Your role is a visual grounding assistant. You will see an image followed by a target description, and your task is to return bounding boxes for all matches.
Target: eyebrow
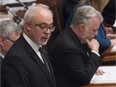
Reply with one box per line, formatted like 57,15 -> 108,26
37,22 -> 53,25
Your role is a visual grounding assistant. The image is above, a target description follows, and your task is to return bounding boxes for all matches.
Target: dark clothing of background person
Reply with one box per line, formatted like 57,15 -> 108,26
61,0 -> 80,29
102,0 -> 115,32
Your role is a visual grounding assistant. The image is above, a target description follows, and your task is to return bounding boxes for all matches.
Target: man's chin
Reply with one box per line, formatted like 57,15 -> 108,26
41,41 -> 48,46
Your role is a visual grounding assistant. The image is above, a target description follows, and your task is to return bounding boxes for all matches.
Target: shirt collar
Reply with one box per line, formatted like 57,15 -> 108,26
23,33 -> 41,53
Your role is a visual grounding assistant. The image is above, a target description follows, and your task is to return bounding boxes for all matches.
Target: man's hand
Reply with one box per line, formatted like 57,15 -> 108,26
86,39 -> 99,53
96,69 -> 105,76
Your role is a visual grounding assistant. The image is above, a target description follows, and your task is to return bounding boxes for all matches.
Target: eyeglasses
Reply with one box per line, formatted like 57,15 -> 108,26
35,23 -> 55,32
6,38 -> 15,43
3,37 -> 15,43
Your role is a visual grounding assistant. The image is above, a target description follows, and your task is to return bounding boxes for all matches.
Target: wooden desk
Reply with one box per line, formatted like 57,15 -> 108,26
102,46 -> 116,62
83,47 -> 116,87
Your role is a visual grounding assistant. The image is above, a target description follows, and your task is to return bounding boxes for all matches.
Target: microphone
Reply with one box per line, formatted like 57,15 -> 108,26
6,6 -> 22,24
16,0 -> 28,10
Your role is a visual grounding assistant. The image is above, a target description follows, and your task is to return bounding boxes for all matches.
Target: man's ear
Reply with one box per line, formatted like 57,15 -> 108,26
0,38 -> 5,47
79,24 -> 85,32
26,22 -> 32,31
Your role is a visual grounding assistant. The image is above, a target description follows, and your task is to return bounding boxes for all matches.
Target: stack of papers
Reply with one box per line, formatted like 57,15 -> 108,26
90,66 -> 116,84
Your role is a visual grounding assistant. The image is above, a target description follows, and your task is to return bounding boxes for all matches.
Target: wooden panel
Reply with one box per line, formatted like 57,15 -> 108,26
84,84 -> 116,87
102,46 -> 116,62
36,0 -> 54,7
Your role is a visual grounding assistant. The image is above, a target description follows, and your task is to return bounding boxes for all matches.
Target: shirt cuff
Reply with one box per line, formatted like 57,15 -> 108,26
91,50 -> 100,56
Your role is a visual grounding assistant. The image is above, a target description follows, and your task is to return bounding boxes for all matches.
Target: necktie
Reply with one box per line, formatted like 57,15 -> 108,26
82,43 -> 90,56
0,55 -> 3,63
39,47 -> 51,75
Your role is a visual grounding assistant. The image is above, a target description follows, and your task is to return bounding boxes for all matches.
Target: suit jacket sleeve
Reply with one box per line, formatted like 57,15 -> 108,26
1,55 -> 30,87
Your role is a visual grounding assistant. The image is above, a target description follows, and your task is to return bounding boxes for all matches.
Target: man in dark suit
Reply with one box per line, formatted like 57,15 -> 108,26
1,4 -> 56,87
49,6 -> 103,87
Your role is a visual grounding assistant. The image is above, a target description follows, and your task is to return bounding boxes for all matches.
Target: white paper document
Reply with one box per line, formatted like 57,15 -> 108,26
90,66 -> 116,84
113,20 -> 116,27
111,46 -> 116,52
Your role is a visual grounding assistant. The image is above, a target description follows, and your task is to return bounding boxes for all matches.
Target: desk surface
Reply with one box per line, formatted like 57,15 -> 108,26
84,47 -> 116,87
84,65 -> 116,87
102,46 -> 116,62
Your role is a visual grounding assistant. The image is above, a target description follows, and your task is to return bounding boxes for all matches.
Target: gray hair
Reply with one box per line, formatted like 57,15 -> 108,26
71,5 -> 103,26
24,4 -> 52,23
0,20 -> 22,38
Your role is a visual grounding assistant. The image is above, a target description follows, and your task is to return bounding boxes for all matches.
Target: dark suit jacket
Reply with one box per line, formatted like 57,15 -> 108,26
49,27 -> 102,87
1,36 -> 56,87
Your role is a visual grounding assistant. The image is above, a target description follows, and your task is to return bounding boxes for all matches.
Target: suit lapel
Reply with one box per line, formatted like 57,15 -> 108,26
19,36 -> 54,86
68,28 -> 85,51
42,48 -> 56,86
68,28 -> 90,60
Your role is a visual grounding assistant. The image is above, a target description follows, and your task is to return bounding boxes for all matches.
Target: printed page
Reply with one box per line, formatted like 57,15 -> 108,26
111,46 -> 116,52
90,66 -> 116,84
113,20 -> 116,27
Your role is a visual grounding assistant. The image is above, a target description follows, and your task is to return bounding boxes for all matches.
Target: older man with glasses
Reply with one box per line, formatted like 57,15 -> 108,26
1,4 -> 56,87
0,19 -> 22,59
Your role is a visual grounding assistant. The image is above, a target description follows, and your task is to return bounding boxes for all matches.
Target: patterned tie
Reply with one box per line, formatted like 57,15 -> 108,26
82,43 -> 90,56
0,55 -> 3,63
39,47 -> 51,75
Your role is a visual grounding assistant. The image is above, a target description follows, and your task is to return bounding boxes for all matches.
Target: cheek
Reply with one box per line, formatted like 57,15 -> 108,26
83,30 -> 90,37
30,29 -> 41,39
88,30 -> 93,37
1,43 -> 12,55
32,32 -> 41,41
5,42 -> 13,50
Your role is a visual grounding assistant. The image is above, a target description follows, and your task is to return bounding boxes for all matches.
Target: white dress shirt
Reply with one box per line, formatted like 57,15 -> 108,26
23,33 -> 44,63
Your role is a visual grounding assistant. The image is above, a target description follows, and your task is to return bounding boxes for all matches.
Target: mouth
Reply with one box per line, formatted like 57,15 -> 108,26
41,37 -> 49,41
89,37 -> 94,41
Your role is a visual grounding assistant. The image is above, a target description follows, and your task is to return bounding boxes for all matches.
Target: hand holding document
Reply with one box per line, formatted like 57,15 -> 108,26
90,66 -> 116,84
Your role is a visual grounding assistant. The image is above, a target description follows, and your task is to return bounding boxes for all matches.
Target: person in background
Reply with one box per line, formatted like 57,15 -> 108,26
75,0 -> 109,13
0,47 -> 4,87
102,0 -> 115,33
0,19 -> 22,87
49,6 -> 103,87
59,0 -> 80,29
106,33 -> 116,39
95,24 -> 116,54
1,0 -> 37,12
0,19 -> 22,59
1,4 -> 56,87
95,0 -> 116,54
0,0 -> 37,28
65,0 -> 109,29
